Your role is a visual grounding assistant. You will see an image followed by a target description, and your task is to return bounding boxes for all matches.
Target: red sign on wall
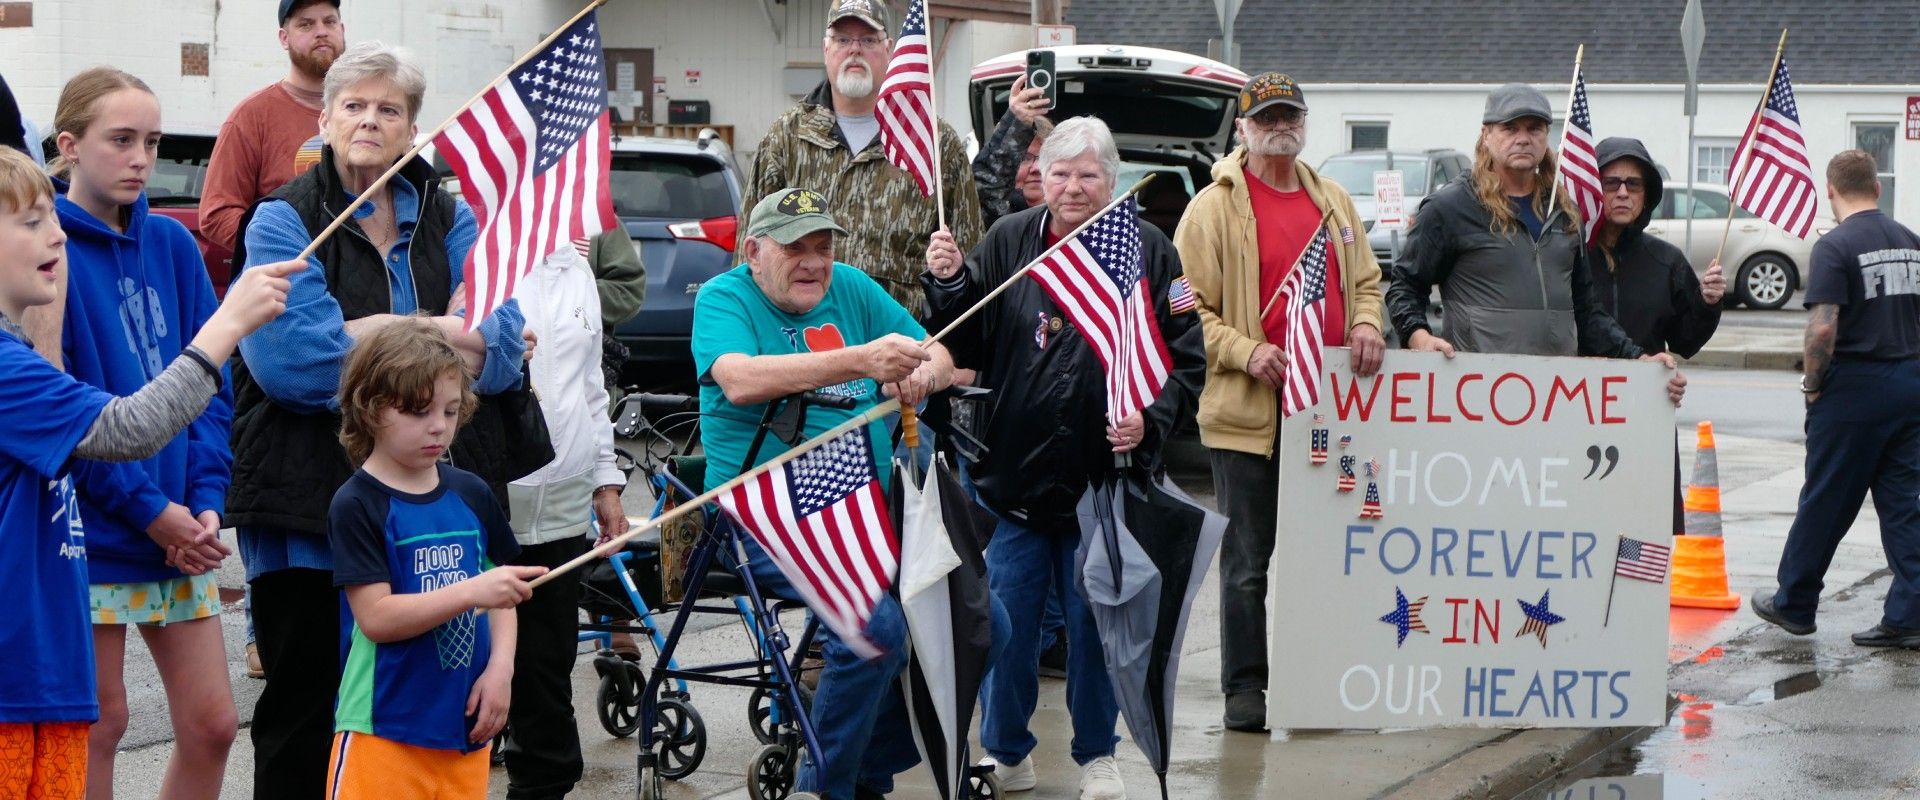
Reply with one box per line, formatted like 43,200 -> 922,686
1907,96 -> 1920,141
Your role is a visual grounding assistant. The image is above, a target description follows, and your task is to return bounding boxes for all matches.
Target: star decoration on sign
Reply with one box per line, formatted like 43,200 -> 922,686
1378,587 -> 1429,648
1516,590 -> 1566,648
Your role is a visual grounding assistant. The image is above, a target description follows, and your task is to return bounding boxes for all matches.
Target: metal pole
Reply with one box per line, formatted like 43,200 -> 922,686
1685,110 -> 1696,255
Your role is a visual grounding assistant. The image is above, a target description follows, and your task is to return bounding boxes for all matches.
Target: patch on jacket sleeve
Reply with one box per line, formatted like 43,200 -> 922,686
1168,275 -> 1196,314
1339,225 -> 1356,245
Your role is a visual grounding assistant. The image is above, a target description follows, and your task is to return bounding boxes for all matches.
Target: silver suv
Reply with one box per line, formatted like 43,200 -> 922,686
1318,149 -> 1472,264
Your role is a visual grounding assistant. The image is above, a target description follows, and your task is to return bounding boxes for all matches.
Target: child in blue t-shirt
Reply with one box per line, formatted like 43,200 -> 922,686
324,320 -> 545,798
0,145 -> 300,798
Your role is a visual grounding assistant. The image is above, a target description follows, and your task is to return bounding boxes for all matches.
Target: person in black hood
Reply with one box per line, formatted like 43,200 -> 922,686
1587,137 -> 1725,358
1585,137 -> 1726,537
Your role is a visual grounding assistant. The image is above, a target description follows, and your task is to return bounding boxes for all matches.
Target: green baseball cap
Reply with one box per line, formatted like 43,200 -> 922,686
746,188 -> 849,244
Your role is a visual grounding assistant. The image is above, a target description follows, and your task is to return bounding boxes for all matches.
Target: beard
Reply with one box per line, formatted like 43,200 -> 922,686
290,45 -> 337,82
1246,127 -> 1305,157
833,60 -> 875,99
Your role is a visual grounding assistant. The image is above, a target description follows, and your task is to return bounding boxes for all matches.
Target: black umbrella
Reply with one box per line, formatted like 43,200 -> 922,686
1075,467 -> 1226,799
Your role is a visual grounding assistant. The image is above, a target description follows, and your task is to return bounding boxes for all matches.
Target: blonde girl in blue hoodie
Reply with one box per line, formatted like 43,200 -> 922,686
50,66 -> 237,800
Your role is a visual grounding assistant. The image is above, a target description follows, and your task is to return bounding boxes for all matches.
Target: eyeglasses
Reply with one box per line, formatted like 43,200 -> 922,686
1601,177 -> 1646,193
1248,106 -> 1306,128
828,34 -> 886,50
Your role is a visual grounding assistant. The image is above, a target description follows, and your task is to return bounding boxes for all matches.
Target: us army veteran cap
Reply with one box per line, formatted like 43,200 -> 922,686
828,0 -> 889,33
1239,72 -> 1308,116
747,189 -> 849,244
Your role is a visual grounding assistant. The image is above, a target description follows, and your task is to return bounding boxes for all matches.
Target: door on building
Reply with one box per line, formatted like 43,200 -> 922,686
605,48 -> 655,128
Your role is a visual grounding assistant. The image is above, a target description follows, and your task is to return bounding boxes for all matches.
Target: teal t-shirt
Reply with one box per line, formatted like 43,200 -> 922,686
692,263 -> 925,490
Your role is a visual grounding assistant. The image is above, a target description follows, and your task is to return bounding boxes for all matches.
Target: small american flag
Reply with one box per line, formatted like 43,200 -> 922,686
1558,68 -> 1604,245
436,11 -> 616,331
875,0 -> 936,196
1614,536 -> 1672,583
1029,196 -> 1172,426
718,426 -> 900,658
1273,227 -> 1331,418
1730,55 -> 1817,238
1167,275 -> 1196,314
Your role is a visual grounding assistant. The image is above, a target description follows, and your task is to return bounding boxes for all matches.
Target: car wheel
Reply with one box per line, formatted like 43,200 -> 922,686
1736,254 -> 1794,310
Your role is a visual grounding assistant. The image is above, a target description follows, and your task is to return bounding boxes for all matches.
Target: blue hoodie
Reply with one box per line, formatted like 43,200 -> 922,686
56,183 -> 234,584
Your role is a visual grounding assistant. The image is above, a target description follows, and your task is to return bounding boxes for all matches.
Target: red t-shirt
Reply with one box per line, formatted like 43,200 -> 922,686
1247,169 -> 1345,348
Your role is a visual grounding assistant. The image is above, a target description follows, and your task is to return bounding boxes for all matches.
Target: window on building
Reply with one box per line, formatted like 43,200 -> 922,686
1695,139 -> 1736,184
1854,122 -> 1897,213
1349,122 -> 1388,150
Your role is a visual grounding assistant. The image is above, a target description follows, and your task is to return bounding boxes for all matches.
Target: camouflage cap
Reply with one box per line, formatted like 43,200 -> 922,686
827,0 -> 889,33
1239,72 -> 1308,116
746,188 -> 849,244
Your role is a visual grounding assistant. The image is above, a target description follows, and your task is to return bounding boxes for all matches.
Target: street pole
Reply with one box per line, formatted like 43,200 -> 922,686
1214,0 -> 1241,67
1681,0 -> 1706,256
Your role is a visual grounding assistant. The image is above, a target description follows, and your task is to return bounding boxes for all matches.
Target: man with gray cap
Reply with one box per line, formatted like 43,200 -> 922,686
693,187 -> 957,800
1173,71 -> 1385,732
1386,84 -> 1687,405
741,0 -> 984,314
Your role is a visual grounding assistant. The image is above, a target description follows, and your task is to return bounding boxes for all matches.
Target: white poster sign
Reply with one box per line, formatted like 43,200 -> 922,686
1036,24 -> 1075,47
1270,349 -> 1672,729
1374,170 -> 1407,231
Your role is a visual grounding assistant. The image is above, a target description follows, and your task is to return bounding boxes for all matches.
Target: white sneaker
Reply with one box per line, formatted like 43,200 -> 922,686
980,755 -> 1037,792
1078,756 -> 1126,800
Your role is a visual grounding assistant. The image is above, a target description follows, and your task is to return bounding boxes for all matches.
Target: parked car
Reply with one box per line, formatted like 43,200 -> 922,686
603,131 -> 743,390
1317,148 -> 1472,265
1643,183 -> 1826,310
968,45 -> 1249,237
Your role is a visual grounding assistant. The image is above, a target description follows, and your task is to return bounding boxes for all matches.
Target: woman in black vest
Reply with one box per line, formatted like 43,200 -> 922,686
225,41 -> 535,798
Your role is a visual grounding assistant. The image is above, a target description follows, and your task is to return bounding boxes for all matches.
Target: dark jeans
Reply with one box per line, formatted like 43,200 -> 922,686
504,536 -> 590,799
1211,444 -> 1279,696
1773,359 -> 1920,628
249,566 -> 341,800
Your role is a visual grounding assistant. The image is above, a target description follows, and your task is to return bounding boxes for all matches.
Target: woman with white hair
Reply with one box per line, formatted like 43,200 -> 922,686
923,117 -> 1206,800
225,41 -> 531,797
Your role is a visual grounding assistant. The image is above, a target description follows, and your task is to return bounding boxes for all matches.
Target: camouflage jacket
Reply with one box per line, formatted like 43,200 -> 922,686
740,82 -> 983,313
970,110 -> 1038,230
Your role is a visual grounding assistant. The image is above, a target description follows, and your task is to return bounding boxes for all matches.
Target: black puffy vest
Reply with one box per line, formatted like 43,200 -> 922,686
225,147 -> 524,535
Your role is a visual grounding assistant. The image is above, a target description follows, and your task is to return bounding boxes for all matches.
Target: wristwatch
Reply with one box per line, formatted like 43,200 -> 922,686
1799,374 -> 1820,394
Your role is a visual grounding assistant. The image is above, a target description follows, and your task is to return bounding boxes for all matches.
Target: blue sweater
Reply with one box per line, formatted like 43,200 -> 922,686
57,186 -> 234,584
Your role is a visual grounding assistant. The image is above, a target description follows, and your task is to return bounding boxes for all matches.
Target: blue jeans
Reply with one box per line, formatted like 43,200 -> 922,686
981,514 -> 1119,766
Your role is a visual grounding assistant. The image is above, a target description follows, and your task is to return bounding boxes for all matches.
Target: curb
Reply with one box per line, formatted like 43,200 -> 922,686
1681,348 -> 1800,371
1379,724 -> 1645,800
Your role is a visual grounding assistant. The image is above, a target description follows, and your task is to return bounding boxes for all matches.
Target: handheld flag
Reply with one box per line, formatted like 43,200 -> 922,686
1558,66 -> 1603,245
1273,227 -> 1331,418
717,426 -> 900,658
1729,52 -> 1817,238
1028,196 -> 1172,425
876,0 -> 937,197
435,10 -> 617,331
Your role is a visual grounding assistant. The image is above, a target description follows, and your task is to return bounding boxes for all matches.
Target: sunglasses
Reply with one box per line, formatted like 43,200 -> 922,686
1602,177 -> 1646,193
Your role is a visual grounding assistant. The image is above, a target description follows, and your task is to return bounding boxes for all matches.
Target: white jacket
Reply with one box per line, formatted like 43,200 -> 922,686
507,243 -> 626,545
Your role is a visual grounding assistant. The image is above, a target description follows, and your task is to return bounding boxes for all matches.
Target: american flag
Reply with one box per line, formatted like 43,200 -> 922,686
1558,68 -> 1604,245
1273,227 -> 1331,418
1029,196 -> 1171,425
435,11 -> 616,332
1614,536 -> 1672,583
717,426 -> 900,658
1730,55 -> 1818,238
875,0 -> 937,196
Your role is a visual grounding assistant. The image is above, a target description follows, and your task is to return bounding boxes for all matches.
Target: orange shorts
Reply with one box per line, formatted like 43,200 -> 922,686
326,731 -> 490,799
0,721 -> 89,800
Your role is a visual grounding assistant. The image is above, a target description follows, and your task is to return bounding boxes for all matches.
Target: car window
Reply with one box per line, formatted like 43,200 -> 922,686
1431,157 -> 1454,188
609,153 -> 737,219
1671,189 -> 1755,220
1318,156 -> 1429,197
147,135 -> 216,207
994,80 -> 1230,141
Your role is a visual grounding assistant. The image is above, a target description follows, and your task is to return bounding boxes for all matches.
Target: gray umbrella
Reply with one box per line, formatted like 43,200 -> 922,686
1074,469 -> 1226,798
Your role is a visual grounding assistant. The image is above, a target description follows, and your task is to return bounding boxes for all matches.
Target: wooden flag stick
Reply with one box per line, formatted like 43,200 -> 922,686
1714,28 -> 1789,270
532,398 -> 903,588
1544,43 -> 1584,225
1258,209 -> 1334,319
922,172 -> 1158,347
287,0 -> 611,266
929,60 -> 947,233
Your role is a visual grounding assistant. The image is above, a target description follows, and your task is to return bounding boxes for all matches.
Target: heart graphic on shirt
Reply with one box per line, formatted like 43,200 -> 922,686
802,324 -> 847,353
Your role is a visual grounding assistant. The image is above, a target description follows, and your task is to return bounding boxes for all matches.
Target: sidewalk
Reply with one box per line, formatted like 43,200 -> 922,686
110,429 -> 1825,800
1680,311 -> 1805,371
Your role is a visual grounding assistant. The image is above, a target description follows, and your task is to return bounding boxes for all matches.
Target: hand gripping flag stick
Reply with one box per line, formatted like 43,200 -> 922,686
282,0 -> 611,268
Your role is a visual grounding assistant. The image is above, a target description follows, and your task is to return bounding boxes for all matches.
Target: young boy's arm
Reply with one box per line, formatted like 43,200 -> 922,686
341,566 -> 544,644
467,607 -> 516,744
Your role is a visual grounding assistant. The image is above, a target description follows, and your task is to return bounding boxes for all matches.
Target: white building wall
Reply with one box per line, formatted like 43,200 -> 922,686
1297,82 -> 1920,227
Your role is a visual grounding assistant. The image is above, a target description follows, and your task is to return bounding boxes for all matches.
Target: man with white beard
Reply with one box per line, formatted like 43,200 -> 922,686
1171,72 -> 1387,732
739,0 -> 983,314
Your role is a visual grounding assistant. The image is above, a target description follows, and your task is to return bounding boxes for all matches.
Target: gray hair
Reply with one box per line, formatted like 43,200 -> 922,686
323,41 -> 427,122
1036,116 -> 1120,185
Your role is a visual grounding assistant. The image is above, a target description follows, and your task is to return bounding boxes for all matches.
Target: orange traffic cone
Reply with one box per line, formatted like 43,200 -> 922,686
1671,421 -> 1740,609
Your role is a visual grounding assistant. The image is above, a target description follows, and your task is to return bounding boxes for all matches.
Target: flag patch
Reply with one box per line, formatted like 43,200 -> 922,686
1168,275 -> 1196,314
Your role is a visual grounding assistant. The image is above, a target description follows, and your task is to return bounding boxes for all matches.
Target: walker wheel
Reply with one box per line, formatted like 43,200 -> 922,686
746,743 -> 799,800
653,697 -> 707,780
596,675 -> 640,738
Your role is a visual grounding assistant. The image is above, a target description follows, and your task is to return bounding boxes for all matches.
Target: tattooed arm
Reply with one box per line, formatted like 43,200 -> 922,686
1802,303 -> 1839,402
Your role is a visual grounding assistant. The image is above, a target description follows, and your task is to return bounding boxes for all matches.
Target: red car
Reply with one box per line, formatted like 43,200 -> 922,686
145,132 -> 236,296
